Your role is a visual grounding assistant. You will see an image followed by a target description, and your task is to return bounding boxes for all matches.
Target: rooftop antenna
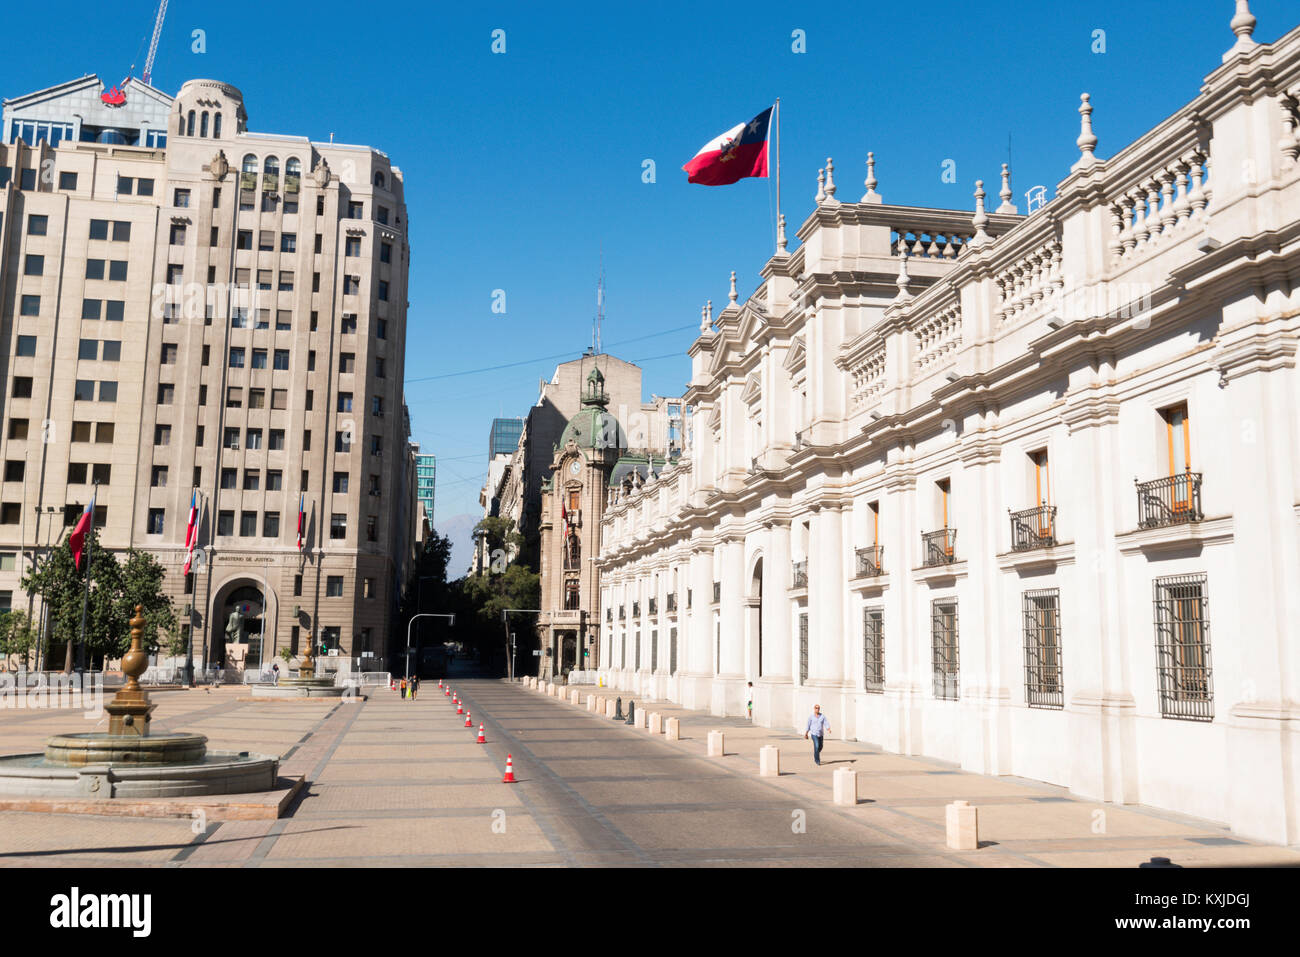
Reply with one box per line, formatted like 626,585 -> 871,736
593,248 -> 605,357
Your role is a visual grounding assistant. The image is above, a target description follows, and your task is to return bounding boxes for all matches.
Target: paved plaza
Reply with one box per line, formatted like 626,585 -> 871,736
0,672 -> 1296,867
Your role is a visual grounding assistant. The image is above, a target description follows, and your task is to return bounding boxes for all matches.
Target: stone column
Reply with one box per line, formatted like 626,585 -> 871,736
810,506 -> 844,685
717,536 -> 746,714
761,518 -> 794,728
682,543 -> 714,710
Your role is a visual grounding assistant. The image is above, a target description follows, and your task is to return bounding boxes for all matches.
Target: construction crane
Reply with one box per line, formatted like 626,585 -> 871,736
141,0 -> 169,87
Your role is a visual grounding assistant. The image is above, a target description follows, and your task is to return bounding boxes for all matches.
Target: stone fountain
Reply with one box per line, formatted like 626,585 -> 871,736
0,606 -> 278,798
251,644 -> 347,698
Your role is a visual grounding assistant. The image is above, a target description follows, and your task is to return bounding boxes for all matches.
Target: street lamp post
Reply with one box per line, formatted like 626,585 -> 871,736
405,612 -> 454,681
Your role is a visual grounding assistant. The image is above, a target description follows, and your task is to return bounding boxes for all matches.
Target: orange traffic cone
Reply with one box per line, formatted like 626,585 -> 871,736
438,680 -> 443,688
444,687 -> 450,697
503,754 -> 516,783
477,724 -> 486,744
465,712 -> 472,727
457,702 -> 464,715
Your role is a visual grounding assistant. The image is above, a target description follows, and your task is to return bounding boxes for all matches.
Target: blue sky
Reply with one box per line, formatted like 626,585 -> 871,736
7,1 -> 1289,532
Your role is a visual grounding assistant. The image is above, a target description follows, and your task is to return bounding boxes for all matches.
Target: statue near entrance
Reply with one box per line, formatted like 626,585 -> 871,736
225,608 -> 245,644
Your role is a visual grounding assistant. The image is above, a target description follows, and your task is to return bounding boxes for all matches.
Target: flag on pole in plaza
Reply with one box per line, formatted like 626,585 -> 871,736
561,501 -> 569,537
682,106 -> 773,186
296,493 -> 306,551
69,490 -> 96,570
182,491 -> 200,575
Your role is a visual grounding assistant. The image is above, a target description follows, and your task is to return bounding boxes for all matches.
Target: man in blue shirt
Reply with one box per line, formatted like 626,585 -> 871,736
804,705 -> 831,766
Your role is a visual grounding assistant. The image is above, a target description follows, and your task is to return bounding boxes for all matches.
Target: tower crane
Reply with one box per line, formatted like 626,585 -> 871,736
141,0 -> 169,87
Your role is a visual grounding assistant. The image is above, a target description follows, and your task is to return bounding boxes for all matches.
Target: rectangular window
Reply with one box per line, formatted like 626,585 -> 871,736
11,377 -> 33,398
8,420 -> 29,440
229,348 -> 245,368
89,220 -> 109,240
258,230 -> 275,252
82,298 -> 102,320
335,431 -> 352,453
26,254 -> 45,276
220,468 -> 237,490
135,179 -> 153,197
251,349 -> 267,370
341,315 -> 358,335
96,422 -> 113,443
1023,588 -> 1064,709
267,469 -> 283,490
278,271 -> 294,291
157,383 -> 174,405
1153,573 -> 1212,721
330,514 -> 347,539
337,393 -> 353,412
326,576 -> 344,597
294,574 -> 303,597
257,269 -> 272,290
67,463 -> 88,484
169,224 -> 186,246
101,340 -> 120,362
147,508 -> 165,534
237,230 -> 253,250
273,349 -> 290,371
380,242 -> 392,264
104,300 -> 124,321
224,428 -> 240,449
19,295 -> 39,317
281,233 -> 296,253
72,379 -> 94,400
109,260 -> 128,281
798,613 -> 808,684
366,516 -> 377,541
155,425 -> 171,446
27,214 -> 47,235
269,429 -> 285,450
174,188 -> 190,208
59,171 -> 78,190
72,422 -> 92,442
276,312 -> 291,332
339,353 -> 355,373
16,335 -> 37,356
78,339 -> 99,360
345,237 -> 361,257
263,512 -> 280,538
239,511 -> 258,536
4,461 -> 24,482
217,510 -> 234,536
246,429 -> 263,450
333,472 -> 349,493
117,175 -> 133,195
226,387 -> 243,408
243,469 -> 260,491
160,343 -> 178,364
863,607 -> 884,693
271,388 -> 288,410
931,599 -> 959,700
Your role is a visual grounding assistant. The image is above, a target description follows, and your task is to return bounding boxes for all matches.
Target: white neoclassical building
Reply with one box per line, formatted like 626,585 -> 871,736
592,6 -> 1300,845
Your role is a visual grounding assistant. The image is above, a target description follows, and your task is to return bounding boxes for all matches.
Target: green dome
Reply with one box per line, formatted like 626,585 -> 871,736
560,407 -> 626,451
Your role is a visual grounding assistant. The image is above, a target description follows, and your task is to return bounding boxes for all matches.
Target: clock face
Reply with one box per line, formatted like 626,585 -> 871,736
569,461 -> 581,476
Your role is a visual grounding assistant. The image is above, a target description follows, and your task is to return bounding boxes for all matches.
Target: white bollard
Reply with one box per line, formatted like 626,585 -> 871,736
637,709 -> 648,729
648,712 -> 663,734
570,690 -> 580,705
707,731 -> 725,757
833,767 -> 859,806
759,745 -> 780,777
946,800 -> 979,850
605,699 -> 617,719
665,717 -> 680,740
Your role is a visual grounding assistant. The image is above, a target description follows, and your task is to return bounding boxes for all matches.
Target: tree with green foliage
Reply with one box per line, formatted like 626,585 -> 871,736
472,516 -> 524,572
20,529 -> 179,670
0,610 -> 37,671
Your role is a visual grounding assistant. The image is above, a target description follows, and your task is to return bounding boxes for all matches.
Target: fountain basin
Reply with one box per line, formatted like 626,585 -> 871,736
251,677 -> 347,699
45,732 -> 208,766
0,750 -> 278,799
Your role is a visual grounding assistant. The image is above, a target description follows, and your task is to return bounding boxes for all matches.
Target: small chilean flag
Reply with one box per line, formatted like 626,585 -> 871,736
683,106 -> 773,186
69,491 -> 96,570
296,493 -> 305,551
182,491 -> 200,575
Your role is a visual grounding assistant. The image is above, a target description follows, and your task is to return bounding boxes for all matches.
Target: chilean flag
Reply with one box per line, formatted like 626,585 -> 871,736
296,493 -> 305,551
182,491 -> 200,575
683,107 -> 773,186
69,491 -> 96,570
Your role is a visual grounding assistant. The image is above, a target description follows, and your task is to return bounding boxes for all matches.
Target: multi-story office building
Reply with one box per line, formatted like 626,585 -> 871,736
415,451 -> 435,532
0,75 -> 414,672
593,12 -> 1300,844
488,417 -> 523,459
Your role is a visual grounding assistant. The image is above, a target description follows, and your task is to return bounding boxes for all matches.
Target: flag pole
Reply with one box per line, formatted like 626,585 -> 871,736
774,98 -> 781,252
76,482 -> 97,675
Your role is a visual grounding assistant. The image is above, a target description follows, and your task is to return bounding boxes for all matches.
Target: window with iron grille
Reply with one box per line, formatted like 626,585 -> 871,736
799,613 -> 809,685
1023,588 -> 1064,709
1153,573 -> 1213,721
670,627 -> 678,675
651,630 -> 658,672
931,599 -> 959,699
635,631 -> 641,670
863,607 -> 884,693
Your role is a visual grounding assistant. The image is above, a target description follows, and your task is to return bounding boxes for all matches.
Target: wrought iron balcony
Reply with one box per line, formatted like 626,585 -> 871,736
666,593 -> 677,612
791,560 -> 808,588
855,545 -> 884,578
632,601 -> 640,617
648,598 -> 657,616
1010,505 -> 1057,550
618,605 -> 625,620
1136,470 -> 1203,529
922,528 -> 957,567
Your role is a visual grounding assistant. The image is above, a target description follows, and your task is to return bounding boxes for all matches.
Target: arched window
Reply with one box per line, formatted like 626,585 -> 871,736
373,170 -> 386,188
199,111 -> 209,138
213,113 -> 222,138
564,533 -> 581,570
285,157 -> 301,176
186,110 -> 195,137
242,153 -> 258,173
263,156 -> 279,176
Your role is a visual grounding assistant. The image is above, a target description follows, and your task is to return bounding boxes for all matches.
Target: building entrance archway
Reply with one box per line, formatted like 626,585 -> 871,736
748,557 -> 763,678
210,577 -> 278,673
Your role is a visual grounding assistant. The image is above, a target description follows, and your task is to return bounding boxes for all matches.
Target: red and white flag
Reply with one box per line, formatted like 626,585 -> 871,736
69,490 -> 96,570
683,106 -> 773,186
182,491 -> 200,575
296,493 -> 306,552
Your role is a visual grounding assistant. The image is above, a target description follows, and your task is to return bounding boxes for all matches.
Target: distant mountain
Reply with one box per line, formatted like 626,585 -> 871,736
435,513 -> 479,578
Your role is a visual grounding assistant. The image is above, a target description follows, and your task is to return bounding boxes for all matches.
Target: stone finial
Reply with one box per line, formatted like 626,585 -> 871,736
729,270 -> 738,304
996,163 -> 1018,213
861,152 -> 881,203
706,299 -> 713,327
1225,0 -> 1258,61
1074,93 -> 1099,170
700,303 -> 709,334
824,157 -> 839,203
971,180 -> 990,244
776,213 -> 789,254
894,250 -> 913,303
815,168 -> 826,204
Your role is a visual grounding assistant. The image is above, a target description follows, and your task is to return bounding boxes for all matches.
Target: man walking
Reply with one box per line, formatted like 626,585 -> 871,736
746,682 -> 754,721
804,704 -> 830,766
